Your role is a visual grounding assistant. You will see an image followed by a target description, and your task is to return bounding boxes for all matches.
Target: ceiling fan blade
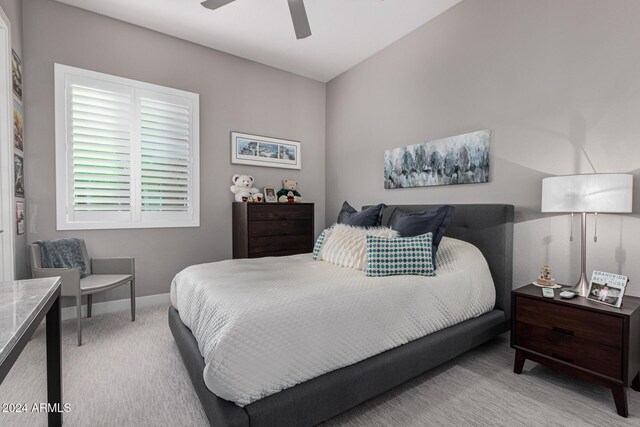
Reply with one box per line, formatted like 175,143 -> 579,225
287,0 -> 312,39
201,0 -> 236,11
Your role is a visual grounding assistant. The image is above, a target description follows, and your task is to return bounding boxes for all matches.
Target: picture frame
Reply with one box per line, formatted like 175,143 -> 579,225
231,132 -> 301,170
384,129 -> 490,189
14,153 -> 24,198
13,97 -> 23,153
11,49 -> 21,100
263,187 -> 277,203
16,201 -> 24,235
586,270 -> 628,308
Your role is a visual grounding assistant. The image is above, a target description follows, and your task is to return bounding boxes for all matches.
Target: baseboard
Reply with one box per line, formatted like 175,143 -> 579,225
61,292 -> 170,321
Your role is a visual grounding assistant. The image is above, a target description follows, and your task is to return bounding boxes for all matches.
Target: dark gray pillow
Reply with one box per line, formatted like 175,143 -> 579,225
337,201 -> 386,228
388,205 -> 455,265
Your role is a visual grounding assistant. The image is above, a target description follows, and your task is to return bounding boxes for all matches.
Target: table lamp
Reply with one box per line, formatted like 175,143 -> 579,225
541,173 -> 633,296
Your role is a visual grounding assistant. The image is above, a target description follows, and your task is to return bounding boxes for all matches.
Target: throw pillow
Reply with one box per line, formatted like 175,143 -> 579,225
388,205 -> 455,265
312,228 -> 330,261
337,201 -> 386,228
319,223 -> 398,270
365,233 -> 435,277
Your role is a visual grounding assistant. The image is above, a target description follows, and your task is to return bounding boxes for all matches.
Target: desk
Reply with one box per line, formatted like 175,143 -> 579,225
0,277 -> 62,426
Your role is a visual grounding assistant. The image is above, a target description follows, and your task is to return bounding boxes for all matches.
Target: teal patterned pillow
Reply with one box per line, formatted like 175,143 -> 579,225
365,232 -> 435,277
312,229 -> 329,260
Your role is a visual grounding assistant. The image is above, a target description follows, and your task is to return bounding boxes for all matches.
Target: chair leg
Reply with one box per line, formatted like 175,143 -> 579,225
76,295 -> 83,346
87,294 -> 92,318
130,279 -> 136,322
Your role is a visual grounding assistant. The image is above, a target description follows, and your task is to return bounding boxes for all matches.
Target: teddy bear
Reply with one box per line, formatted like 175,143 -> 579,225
230,174 -> 263,202
276,179 -> 302,203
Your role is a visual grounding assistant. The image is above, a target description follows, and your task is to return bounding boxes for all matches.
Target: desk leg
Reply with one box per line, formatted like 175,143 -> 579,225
632,373 -> 640,392
46,295 -> 62,427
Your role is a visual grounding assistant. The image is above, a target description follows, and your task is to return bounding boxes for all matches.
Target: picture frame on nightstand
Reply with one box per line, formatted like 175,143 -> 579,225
586,270 -> 628,308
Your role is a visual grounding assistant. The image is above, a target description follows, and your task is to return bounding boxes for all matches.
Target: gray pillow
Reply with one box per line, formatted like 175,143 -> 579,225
337,201 -> 386,228
388,205 -> 455,266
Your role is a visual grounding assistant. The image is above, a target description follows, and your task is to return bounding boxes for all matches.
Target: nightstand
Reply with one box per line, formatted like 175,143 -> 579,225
511,284 -> 640,417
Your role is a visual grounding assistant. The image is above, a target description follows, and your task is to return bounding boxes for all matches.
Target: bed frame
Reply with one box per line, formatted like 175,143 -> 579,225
168,204 -> 514,427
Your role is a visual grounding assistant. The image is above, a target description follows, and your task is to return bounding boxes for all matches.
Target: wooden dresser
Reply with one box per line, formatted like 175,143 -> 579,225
511,284 -> 640,417
232,202 -> 314,259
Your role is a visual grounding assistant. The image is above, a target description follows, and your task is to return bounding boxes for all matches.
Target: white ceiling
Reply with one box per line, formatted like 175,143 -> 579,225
55,0 -> 463,82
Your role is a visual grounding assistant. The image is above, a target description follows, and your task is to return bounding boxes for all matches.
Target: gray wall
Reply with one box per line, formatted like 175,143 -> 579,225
0,0 -> 28,280
326,0 -> 640,295
0,0 -> 18,53
23,0 -> 326,304
21,0 -> 640,301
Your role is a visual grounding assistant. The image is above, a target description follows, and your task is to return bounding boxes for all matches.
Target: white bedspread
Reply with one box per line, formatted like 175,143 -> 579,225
170,237 -> 495,406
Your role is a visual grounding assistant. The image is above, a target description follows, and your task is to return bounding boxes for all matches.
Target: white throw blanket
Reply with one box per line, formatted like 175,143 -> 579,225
170,237 -> 495,406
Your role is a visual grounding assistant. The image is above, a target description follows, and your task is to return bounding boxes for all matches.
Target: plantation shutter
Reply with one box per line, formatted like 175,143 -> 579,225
139,97 -> 192,213
56,64 -> 199,230
70,83 -> 132,214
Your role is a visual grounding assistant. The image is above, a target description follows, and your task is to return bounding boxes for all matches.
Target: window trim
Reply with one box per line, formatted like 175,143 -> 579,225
55,63 -> 200,230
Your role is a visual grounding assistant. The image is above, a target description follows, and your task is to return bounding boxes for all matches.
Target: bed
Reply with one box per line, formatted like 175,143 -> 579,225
168,203 -> 514,427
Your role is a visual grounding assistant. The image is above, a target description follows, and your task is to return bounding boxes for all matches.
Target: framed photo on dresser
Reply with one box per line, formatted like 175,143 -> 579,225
263,187 -> 277,203
587,271 -> 628,308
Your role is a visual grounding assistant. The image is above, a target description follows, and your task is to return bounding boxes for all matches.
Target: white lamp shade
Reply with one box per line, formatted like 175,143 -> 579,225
541,173 -> 633,213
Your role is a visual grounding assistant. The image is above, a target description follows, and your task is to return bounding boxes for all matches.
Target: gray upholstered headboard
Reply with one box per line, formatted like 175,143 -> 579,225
363,204 -> 514,321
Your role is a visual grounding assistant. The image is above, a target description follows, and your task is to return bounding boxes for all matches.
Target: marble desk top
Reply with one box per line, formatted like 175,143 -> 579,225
0,277 -> 61,366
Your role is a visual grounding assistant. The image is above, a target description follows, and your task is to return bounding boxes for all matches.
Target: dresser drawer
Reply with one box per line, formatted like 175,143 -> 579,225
248,204 -> 313,221
515,321 -> 622,379
249,235 -> 312,255
515,296 -> 623,348
249,220 -> 313,237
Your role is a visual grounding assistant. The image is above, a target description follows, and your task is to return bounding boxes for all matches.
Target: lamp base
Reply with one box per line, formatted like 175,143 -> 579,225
570,212 -> 590,298
571,274 -> 590,297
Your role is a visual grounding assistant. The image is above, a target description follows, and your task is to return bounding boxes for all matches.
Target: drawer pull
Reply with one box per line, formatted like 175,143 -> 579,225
552,353 -> 573,364
552,326 -> 574,336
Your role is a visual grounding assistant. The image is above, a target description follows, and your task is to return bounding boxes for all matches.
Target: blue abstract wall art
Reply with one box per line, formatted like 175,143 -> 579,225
384,130 -> 490,189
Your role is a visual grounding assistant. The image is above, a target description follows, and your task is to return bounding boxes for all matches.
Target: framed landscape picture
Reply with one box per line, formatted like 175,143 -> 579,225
231,132 -> 301,170
384,129 -> 490,189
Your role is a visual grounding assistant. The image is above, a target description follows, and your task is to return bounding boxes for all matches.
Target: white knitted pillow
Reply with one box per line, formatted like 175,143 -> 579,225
319,224 -> 398,270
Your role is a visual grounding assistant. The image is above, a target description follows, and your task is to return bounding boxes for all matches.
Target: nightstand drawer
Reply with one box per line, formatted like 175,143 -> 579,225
516,321 -> 622,379
515,296 -> 623,348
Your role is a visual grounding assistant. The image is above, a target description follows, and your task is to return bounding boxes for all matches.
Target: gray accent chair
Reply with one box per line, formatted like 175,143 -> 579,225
28,239 -> 135,346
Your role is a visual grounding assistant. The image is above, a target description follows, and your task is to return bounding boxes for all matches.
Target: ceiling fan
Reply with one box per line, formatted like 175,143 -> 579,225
201,0 -> 312,39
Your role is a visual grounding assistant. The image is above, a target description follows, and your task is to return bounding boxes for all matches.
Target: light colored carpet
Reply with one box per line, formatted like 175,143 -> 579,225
0,304 -> 638,426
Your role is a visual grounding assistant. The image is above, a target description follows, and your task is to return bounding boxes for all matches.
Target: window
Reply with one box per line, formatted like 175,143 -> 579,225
55,64 -> 199,230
